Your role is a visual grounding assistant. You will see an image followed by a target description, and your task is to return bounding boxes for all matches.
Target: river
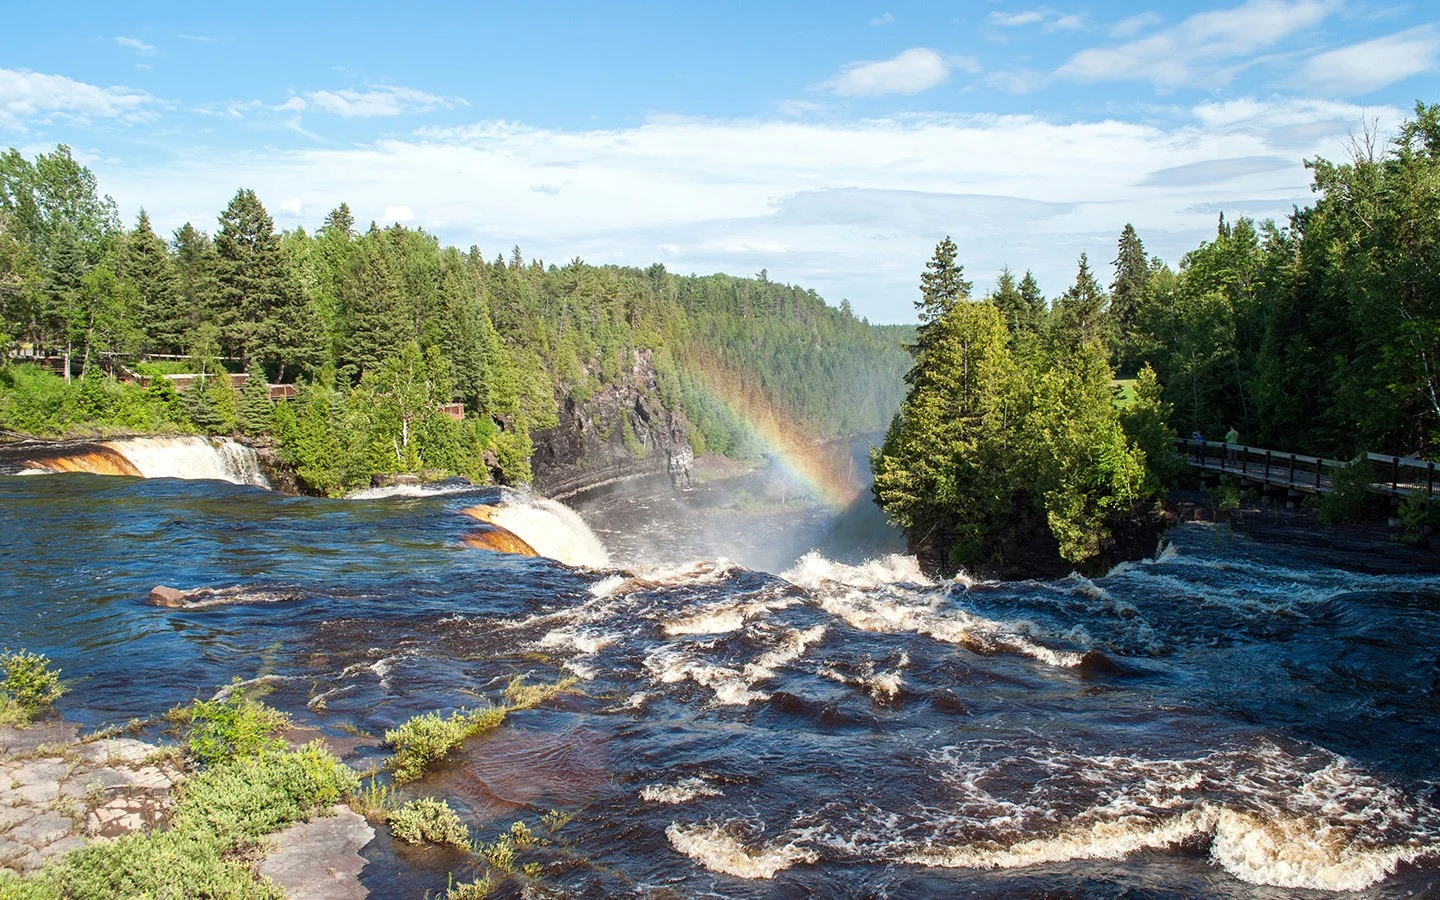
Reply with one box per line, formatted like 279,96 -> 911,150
2,458 -> 1439,897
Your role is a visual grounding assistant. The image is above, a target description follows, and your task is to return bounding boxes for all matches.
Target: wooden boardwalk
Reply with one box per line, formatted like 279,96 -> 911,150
1175,439 -> 1436,500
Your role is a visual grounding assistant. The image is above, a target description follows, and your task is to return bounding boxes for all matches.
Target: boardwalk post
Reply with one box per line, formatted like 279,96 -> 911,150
1391,457 -> 1400,496
1288,454 -> 1296,487
1241,446 -> 1247,477
1429,461 -> 1435,499
1265,449 -> 1271,482
1314,458 -> 1322,491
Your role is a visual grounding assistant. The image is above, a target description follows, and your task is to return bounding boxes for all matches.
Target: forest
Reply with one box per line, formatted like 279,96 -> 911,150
0,149 -> 910,494
873,102 -> 1440,574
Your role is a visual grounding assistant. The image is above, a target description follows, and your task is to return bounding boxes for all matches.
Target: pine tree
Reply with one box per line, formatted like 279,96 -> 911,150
172,223 -> 222,354
1110,224 -> 1150,374
908,236 -> 972,383
341,234 -> 408,379
1049,253 -> 1110,353
122,210 -> 181,354
238,362 -> 274,436
215,188 -> 315,376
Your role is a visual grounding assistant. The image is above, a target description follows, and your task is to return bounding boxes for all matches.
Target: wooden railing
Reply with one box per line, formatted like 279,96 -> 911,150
1173,439 -> 1436,500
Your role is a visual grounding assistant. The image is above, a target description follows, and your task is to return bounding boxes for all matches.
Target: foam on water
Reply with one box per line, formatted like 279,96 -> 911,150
346,482 -> 482,500
641,776 -> 723,804
666,823 -> 819,879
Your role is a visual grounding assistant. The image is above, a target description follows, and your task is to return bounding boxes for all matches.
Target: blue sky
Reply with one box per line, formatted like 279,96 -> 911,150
2,1 -> 1437,322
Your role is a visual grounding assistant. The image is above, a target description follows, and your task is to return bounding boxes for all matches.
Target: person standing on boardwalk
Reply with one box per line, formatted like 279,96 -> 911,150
1225,426 -> 1240,463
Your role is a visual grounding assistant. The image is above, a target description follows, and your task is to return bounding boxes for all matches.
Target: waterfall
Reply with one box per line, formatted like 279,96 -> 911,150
463,489 -> 611,568
100,436 -> 270,488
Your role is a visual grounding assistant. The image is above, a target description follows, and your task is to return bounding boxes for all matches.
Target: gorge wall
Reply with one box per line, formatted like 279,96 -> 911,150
529,349 -> 694,499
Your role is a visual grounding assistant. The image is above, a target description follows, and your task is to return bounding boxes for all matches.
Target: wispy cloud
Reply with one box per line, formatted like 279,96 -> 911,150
99,99 -> 1392,322
1110,11 -> 1164,38
988,8 -> 1086,32
114,36 -> 156,55
870,12 -> 894,26
824,48 -> 976,97
177,33 -> 215,43
1294,26 -> 1440,95
280,85 -> 467,118
0,68 -> 158,129
1059,0 -> 1339,90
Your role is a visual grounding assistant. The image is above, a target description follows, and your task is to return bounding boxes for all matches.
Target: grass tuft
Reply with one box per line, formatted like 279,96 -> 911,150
0,649 -> 65,724
388,797 -> 471,848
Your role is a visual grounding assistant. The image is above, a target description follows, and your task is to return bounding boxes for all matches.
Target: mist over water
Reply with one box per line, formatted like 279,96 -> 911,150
3,454 -> 1440,897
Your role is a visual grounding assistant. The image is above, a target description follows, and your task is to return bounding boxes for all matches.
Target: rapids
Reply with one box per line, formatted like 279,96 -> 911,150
2,466 -> 1439,897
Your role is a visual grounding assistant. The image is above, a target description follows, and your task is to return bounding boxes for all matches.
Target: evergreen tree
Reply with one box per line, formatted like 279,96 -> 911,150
1110,224 -> 1150,374
215,188 -> 315,375
122,210 -> 181,354
908,236 -> 972,382
341,234 -> 408,379
238,362 -> 274,436
1048,253 -> 1110,353
172,223 -> 222,353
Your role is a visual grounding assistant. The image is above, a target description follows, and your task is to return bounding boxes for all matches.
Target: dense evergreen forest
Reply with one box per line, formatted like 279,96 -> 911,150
0,148 -> 910,493
874,102 -> 1440,575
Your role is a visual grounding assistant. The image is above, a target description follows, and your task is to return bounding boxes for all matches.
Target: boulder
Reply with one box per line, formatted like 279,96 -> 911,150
147,585 -> 186,607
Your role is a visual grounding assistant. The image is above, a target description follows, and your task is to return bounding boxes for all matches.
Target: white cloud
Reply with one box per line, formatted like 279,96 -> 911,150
282,85 -> 467,118
177,33 -> 215,43
1295,26 -> 1440,95
1111,11 -> 1164,38
114,36 -> 156,55
988,68 -> 1050,94
988,8 -> 1086,32
871,12 -> 894,26
1059,0 -> 1339,90
0,68 -> 158,128
778,99 -> 825,117
826,48 -> 958,97
97,99 -> 1391,323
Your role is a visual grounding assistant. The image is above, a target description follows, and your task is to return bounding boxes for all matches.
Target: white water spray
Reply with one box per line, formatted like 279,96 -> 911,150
103,436 -> 269,487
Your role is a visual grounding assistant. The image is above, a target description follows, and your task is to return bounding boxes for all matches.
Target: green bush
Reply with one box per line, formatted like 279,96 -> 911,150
1398,494 -> 1440,544
178,684 -> 289,767
385,706 -> 507,784
1317,458 -> 1378,524
0,649 -> 64,723
13,718 -> 358,900
388,798 -> 471,848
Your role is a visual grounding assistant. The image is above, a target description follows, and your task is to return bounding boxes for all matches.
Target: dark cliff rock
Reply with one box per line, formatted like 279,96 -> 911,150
530,349 -> 694,499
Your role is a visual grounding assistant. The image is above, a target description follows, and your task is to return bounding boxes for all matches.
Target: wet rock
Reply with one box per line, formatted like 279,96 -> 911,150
74,737 -> 154,766
371,473 -> 420,488
148,585 -> 186,607
257,805 -> 373,900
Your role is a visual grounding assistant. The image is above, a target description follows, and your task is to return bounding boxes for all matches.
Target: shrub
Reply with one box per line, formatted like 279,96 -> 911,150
1317,457 -> 1378,524
388,798 -> 471,848
1398,494 -> 1440,544
14,738 -> 357,899
0,649 -> 65,722
384,706 -> 507,784
178,683 -> 289,767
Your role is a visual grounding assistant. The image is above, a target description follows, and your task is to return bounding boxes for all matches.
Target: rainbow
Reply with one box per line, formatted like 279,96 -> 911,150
680,350 -> 864,510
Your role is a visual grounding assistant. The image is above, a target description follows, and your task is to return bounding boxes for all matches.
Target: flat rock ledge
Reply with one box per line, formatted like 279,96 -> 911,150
258,805 -> 373,900
0,728 -> 183,876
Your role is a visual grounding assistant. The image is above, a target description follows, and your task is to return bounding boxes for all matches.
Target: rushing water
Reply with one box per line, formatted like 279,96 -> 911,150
2,466 -> 1440,898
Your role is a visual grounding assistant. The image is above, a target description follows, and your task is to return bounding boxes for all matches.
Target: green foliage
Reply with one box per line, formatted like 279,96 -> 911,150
10,683 -> 357,900
873,241 -> 1163,573
178,683 -> 290,768
1317,458 -> 1379,524
388,797 -> 471,847
0,648 -> 64,722
238,363 -> 273,436
1120,364 -> 1181,495
384,706 -> 508,784
1398,495 -> 1440,544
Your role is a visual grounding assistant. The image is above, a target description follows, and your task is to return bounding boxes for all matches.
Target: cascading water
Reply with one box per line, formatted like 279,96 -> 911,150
100,436 -> 269,487
2,462 -> 1439,897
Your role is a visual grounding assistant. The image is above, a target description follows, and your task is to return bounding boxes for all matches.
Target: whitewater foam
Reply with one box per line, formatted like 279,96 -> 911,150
103,436 -> 269,487
466,489 -> 610,568
641,776 -> 723,804
666,823 -> 818,879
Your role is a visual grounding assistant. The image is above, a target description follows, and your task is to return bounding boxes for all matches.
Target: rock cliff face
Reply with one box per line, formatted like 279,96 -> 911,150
530,349 -> 694,499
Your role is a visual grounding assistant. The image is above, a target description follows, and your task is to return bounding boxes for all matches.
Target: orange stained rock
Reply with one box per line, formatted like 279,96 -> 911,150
24,446 -> 142,477
459,504 -> 500,524
460,524 -> 539,557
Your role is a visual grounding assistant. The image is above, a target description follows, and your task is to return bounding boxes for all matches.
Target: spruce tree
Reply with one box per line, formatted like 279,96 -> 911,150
172,223 -> 222,354
1110,224 -> 1150,374
123,210 -> 181,354
215,188 -> 315,376
341,234 -> 408,379
1049,253 -> 1110,353
908,236 -> 972,382
238,362 -> 274,436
